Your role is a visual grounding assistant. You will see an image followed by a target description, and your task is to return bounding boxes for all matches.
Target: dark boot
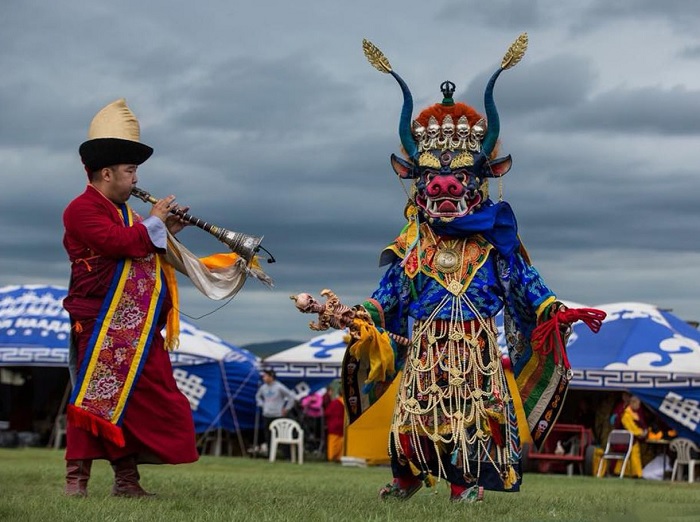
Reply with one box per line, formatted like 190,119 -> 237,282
65,459 -> 92,497
110,456 -> 155,497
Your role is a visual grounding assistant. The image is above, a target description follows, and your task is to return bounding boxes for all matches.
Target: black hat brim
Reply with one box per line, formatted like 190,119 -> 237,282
79,138 -> 153,172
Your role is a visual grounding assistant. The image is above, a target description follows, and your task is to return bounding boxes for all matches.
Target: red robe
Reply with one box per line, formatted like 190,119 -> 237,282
62,185 -> 198,464
324,398 -> 345,437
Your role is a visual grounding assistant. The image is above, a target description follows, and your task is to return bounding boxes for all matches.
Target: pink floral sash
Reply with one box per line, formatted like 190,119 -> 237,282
67,204 -> 165,447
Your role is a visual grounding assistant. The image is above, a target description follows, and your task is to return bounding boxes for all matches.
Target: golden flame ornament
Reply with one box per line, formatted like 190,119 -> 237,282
501,32 -> 528,70
362,39 -> 393,74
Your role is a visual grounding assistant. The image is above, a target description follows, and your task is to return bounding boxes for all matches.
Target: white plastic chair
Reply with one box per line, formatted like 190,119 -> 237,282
596,429 -> 634,478
268,418 -> 304,464
670,437 -> 700,483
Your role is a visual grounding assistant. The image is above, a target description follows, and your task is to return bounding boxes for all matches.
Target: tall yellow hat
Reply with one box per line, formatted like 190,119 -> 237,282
78,98 -> 153,171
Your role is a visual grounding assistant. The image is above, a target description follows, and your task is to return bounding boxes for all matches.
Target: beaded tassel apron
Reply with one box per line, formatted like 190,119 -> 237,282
390,231 -> 520,487
67,203 -> 166,447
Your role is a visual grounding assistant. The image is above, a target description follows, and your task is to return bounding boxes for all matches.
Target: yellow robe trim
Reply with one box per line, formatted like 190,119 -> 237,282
161,259 -> 180,351
114,255 -> 163,420
515,296 -> 558,390
504,364 -> 533,444
536,296 -> 557,318
74,258 -> 133,406
74,254 -> 163,423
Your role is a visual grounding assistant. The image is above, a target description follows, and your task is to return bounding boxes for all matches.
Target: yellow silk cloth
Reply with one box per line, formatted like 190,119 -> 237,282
346,318 -> 396,383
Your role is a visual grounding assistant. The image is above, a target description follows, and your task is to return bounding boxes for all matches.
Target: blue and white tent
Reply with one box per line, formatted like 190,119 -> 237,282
168,320 -> 260,435
0,284 -> 259,444
0,284 -> 70,367
263,329 -> 347,395
566,302 -> 700,444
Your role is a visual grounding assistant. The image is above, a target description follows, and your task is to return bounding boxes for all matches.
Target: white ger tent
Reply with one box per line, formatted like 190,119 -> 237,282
263,329 -> 347,395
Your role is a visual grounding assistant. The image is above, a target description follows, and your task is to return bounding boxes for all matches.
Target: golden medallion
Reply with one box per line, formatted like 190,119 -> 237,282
434,247 -> 461,273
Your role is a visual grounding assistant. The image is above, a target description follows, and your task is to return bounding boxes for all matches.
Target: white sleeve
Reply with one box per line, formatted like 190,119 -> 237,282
141,215 -> 167,249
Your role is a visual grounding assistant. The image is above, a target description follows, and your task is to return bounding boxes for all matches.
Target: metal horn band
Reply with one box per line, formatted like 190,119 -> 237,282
130,186 -> 267,265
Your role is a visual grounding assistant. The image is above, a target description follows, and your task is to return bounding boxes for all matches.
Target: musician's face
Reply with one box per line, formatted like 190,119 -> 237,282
104,164 -> 138,204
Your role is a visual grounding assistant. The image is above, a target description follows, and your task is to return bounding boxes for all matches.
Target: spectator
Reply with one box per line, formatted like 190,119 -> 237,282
610,391 -> 631,429
301,392 -> 324,419
615,395 -> 648,478
324,388 -> 345,462
300,391 -> 325,454
255,369 -> 296,458
322,386 -> 334,411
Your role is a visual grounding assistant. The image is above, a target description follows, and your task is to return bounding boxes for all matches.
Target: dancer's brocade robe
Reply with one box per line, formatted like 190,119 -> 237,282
343,222 -> 563,492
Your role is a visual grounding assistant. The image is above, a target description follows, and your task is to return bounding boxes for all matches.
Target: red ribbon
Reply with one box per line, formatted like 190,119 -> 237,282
531,307 -> 607,368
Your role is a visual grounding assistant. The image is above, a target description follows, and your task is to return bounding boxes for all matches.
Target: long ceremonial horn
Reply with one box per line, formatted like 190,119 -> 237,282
131,187 -> 273,265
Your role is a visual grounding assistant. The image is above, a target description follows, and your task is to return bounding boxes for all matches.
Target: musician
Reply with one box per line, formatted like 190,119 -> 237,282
61,99 -> 198,497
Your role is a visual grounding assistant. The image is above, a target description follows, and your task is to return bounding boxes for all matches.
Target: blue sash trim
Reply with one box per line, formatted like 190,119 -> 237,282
68,257 -> 126,406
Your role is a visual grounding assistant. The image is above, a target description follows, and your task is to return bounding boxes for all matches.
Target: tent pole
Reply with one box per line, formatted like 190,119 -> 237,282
228,400 -> 246,456
220,361 -> 251,456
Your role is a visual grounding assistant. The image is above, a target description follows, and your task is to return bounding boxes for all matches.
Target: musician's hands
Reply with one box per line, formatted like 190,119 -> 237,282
149,195 -> 190,234
165,206 -> 190,235
150,195 -> 176,222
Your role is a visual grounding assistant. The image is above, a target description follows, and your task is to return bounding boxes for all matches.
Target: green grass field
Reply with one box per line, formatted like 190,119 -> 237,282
2,448 -> 700,522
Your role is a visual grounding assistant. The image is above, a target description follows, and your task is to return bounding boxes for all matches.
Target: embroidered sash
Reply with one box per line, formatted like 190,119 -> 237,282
67,203 -> 166,447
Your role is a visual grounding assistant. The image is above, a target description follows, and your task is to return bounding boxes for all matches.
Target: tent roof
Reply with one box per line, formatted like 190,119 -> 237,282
262,330 -> 346,391
171,320 -> 258,366
263,329 -> 347,364
567,301 -> 700,386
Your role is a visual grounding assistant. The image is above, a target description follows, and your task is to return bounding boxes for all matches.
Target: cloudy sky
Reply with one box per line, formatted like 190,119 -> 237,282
2,0 -> 699,346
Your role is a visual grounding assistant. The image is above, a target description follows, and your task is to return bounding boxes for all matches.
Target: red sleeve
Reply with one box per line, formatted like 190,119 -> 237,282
63,189 -> 157,260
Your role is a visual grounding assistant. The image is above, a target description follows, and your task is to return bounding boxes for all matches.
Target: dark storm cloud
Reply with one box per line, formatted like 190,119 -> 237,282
436,0 -> 549,30
0,2 -> 193,151
547,86 -> 700,135
490,133 -> 698,255
679,45 -> 700,60
459,54 -> 597,116
166,56 -> 361,134
1,0 -> 698,343
580,0 -> 700,32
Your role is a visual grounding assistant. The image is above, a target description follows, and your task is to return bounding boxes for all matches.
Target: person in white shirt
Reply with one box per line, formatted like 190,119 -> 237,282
255,369 -> 296,458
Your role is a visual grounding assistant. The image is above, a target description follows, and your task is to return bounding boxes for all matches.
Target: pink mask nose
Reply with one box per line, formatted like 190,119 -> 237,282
426,176 -> 465,198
